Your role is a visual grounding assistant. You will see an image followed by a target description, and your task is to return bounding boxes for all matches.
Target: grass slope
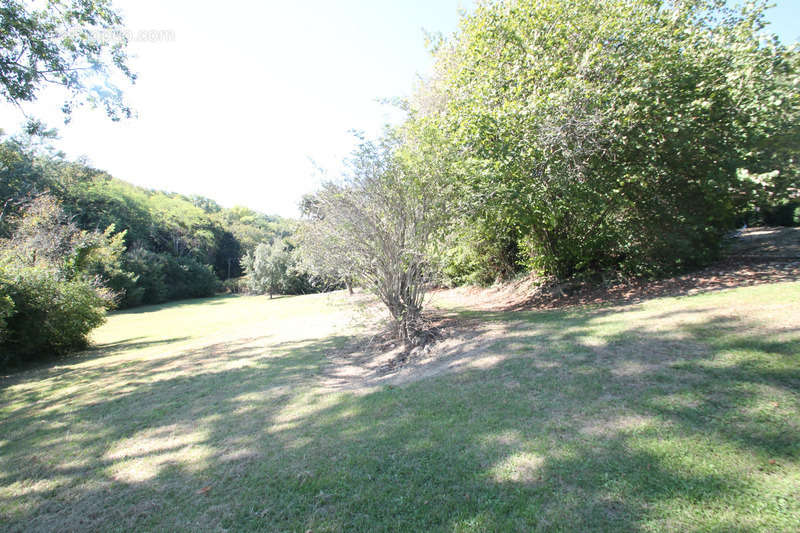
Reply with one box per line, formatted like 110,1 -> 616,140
1,283 -> 799,532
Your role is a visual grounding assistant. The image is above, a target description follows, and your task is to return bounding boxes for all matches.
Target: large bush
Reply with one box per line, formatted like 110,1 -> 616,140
0,196 -> 119,365
120,248 -> 166,306
161,254 -> 220,300
123,248 -> 220,305
242,241 -> 290,298
0,263 -> 106,364
244,239 -> 326,297
299,135 -> 450,344
0,289 -> 14,345
409,0 -> 800,279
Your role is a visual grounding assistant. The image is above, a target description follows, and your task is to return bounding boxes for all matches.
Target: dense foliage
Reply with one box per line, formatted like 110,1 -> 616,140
0,196 -> 117,364
405,0 -> 800,282
4,0 -> 799,357
293,0 -> 799,344
0,136 -> 310,308
243,240 -> 289,298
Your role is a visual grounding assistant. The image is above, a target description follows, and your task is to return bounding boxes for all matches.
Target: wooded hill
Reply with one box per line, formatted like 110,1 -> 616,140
0,135 -> 310,308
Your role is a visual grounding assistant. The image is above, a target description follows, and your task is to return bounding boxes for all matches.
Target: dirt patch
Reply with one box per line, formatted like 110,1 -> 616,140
728,227 -> 800,259
319,315 -> 516,392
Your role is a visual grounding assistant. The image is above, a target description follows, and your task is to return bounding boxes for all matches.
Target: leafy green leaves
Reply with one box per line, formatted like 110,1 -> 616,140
408,0 -> 799,280
0,0 -> 135,121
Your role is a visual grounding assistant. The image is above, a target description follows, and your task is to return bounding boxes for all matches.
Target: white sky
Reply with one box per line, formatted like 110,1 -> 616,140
1,0 -> 796,218
1,1 -> 470,217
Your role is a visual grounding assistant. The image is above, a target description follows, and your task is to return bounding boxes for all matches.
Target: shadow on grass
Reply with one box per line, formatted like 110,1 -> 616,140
108,294 -> 243,315
109,294 -> 299,316
1,300 -> 799,531
90,336 -> 192,356
0,336 -> 194,387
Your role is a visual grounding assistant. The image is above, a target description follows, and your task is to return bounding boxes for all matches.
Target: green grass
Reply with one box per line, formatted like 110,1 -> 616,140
1,283 -> 799,531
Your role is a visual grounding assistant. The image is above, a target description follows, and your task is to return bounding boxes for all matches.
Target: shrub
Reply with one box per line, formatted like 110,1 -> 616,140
298,135 -> 448,344
242,241 -> 290,298
0,287 -> 14,345
162,255 -> 220,300
0,196 -> 124,365
122,249 -> 220,305
122,248 -> 168,306
222,277 -> 247,294
0,263 -> 106,365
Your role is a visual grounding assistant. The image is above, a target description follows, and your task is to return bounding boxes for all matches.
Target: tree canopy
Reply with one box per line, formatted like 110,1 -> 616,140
404,0 -> 799,280
0,0 -> 136,122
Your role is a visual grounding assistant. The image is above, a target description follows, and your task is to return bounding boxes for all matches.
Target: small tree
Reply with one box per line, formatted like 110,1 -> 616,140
297,194 -> 358,294
243,240 -> 289,298
298,135 -> 449,345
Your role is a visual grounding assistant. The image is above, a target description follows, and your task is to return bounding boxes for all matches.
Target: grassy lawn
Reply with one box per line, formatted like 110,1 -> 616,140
1,283 -> 799,531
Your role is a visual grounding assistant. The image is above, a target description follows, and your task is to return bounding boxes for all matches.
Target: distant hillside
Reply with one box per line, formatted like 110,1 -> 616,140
1,136 -> 302,307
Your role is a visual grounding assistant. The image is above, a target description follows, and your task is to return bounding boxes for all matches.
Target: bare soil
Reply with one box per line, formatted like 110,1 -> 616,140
321,315 -> 514,391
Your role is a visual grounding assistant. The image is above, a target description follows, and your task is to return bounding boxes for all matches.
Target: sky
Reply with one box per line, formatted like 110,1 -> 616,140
1,0 -> 798,218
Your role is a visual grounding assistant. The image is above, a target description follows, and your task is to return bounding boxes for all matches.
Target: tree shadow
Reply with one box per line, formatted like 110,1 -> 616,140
90,336 -> 192,356
109,294 -> 253,316
1,297 -> 798,531
0,336 -> 193,387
